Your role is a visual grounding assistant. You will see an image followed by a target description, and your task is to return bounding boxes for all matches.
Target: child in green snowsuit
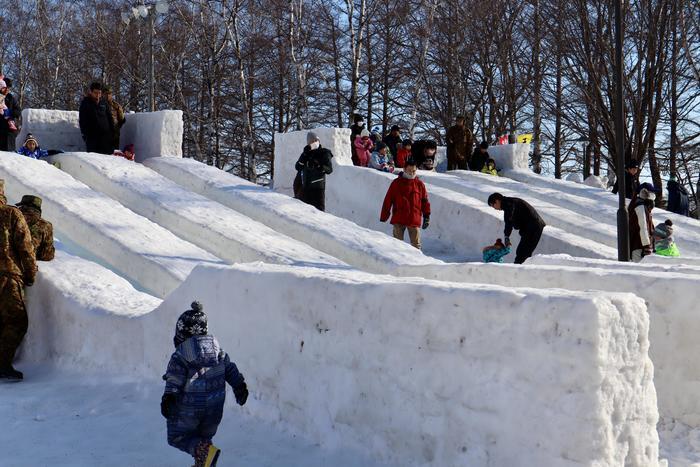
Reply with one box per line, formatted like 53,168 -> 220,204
654,220 -> 680,257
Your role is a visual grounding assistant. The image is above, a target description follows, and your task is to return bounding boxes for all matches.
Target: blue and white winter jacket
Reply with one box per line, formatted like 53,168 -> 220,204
163,335 -> 245,413
17,146 -> 49,160
370,151 -> 394,172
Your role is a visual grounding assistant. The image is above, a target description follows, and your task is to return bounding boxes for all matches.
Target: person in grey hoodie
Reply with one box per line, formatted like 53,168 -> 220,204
161,301 -> 248,467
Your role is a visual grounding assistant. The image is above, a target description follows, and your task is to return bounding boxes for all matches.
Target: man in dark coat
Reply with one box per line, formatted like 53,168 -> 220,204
488,192 -> 546,264
469,141 -> 490,172
446,116 -> 473,170
411,139 -> 438,171
0,78 -> 21,151
349,114 -> 365,166
0,181 -> 37,381
78,82 -> 115,154
295,131 -> 334,211
382,125 -> 402,159
612,159 -> 640,200
666,174 -> 689,216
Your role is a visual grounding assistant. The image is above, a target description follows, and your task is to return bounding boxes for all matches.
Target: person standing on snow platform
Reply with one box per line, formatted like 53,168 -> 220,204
382,125 -> 402,160
0,180 -> 37,381
16,195 -> 55,262
78,81 -> 115,155
666,173 -> 689,216
488,192 -> 546,264
446,115 -> 473,171
612,159 -> 640,200
349,114 -> 365,166
295,132 -> 334,211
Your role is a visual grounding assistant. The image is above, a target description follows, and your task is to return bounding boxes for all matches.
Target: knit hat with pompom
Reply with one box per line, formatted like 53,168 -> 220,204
173,301 -> 208,347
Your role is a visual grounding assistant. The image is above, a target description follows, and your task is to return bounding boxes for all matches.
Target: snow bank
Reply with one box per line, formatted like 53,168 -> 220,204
418,170 -> 620,249
583,175 -> 608,189
529,253 -> 700,276
144,263 -> 659,467
503,168 -> 700,254
57,152 -> 345,269
22,247 -> 161,372
0,152 -> 222,297
15,109 -> 83,152
15,109 -> 183,162
146,157 -> 443,273
397,261 -> 699,426
485,143 -> 530,170
273,128 -> 352,195
119,110 -> 183,160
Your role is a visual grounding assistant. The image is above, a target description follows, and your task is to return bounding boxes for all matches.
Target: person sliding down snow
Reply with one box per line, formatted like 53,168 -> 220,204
482,238 -> 511,263
487,193 -> 546,264
161,301 -> 248,467
653,220 -> 680,257
17,134 -> 49,160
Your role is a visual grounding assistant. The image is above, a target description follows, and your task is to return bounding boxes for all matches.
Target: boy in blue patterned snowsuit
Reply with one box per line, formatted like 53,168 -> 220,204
161,301 -> 248,467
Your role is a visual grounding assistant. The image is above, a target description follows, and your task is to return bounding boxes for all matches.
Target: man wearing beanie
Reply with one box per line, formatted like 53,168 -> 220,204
294,131 -> 334,211
17,195 -> 55,261
0,180 -> 37,381
162,301 -> 249,467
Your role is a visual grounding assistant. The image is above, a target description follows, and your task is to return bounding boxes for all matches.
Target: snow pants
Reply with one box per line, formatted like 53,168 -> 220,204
393,224 -> 421,250
301,188 -> 325,211
167,405 -> 223,455
515,225 -> 544,264
0,276 -> 28,368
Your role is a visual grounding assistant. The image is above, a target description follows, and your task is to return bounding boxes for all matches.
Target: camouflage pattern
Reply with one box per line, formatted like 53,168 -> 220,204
19,207 -> 55,262
0,193 -> 37,369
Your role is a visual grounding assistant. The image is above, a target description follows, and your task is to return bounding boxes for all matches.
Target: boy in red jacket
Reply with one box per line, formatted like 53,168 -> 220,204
380,159 -> 431,249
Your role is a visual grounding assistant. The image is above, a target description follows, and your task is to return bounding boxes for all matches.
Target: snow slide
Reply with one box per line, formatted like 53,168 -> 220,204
0,153 -> 222,297
145,157 -> 443,273
55,152 -> 347,269
141,263 -> 659,467
501,168 -> 700,254
22,245 -> 161,372
397,261 -> 699,426
529,253 -> 700,276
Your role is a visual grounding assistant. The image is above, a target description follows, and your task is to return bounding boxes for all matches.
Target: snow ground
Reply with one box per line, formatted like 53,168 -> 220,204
1,365 -> 390,467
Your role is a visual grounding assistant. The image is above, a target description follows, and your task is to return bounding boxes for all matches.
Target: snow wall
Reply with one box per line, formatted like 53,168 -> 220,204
145,157 -> 444,273
54,152 -> 346,269
142,263 -> 659,467
486,143 -> 530,170
0,153 -> 222,297
530,253 -> 700,276
22,247 -> 161,372
16,109 -> 183,162
396,261 -> 699,426
273,129 -> 613,261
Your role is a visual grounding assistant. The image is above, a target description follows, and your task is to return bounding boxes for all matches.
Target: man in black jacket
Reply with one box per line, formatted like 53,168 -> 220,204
469,141 -> 490,172
295,132 -> 334,211
666,173 -> 689,216
612,159 -> 640,200
0,78 -> 21,151
78,82 -> 115,154
488,192 -> 546,264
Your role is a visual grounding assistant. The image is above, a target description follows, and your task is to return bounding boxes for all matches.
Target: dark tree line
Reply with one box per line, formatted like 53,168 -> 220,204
1,0 -> 699,210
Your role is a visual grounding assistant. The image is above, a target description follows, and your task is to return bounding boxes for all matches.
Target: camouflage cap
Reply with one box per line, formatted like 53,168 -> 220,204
17,195 -> 42,212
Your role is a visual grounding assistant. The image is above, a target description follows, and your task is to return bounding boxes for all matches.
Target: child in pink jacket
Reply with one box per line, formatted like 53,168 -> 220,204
354,129 -> 373,167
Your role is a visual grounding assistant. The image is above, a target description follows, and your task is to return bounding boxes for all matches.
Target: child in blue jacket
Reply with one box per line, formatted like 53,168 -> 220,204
17,134 -> 49,159
482,238 -> 511,263
161,301 -> 248,467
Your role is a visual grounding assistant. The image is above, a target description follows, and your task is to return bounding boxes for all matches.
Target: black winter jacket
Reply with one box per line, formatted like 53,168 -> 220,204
295,145 -> 333,190
612,171 -> 639,200
79,96 -> 115,141
469,148 -> 489,172
501,197 -> 546,238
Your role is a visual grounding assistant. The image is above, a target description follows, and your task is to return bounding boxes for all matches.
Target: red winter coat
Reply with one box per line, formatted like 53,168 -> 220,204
395,147 -> 411,168
380,173 -> 431,227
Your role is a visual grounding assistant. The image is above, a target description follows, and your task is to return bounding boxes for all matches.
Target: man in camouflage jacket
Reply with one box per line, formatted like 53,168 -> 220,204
0,181 -> 38,380
17,195 -> 55,262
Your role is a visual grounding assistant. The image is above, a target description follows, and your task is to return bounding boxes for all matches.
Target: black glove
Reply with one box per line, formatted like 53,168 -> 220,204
421,216 -> 430,230
161,393 -> 176,419
642,245 -> 653,257
504,236 -> 511,247
234,382 -> 248,406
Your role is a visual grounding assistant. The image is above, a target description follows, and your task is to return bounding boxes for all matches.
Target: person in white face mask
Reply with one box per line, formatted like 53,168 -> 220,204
294,131 -> 334,211
380,158 -> 431,249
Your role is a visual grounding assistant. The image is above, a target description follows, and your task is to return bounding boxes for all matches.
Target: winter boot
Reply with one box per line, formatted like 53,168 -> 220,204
0,365 -> 23,381
193,441 -> 210,467
203,444 -> 221,467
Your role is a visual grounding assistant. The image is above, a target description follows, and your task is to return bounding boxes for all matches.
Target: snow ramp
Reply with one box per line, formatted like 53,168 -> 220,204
0,153 -> 222,297
141,262 -> 659,467
55,152 -> 347,269
145,157 -> 443,273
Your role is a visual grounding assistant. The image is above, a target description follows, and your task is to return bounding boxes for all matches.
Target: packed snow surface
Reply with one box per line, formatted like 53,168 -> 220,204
142,262 -> 659,467
0,152 -> 222,297
55,152 -> 346,269
145,156 -> 443,272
